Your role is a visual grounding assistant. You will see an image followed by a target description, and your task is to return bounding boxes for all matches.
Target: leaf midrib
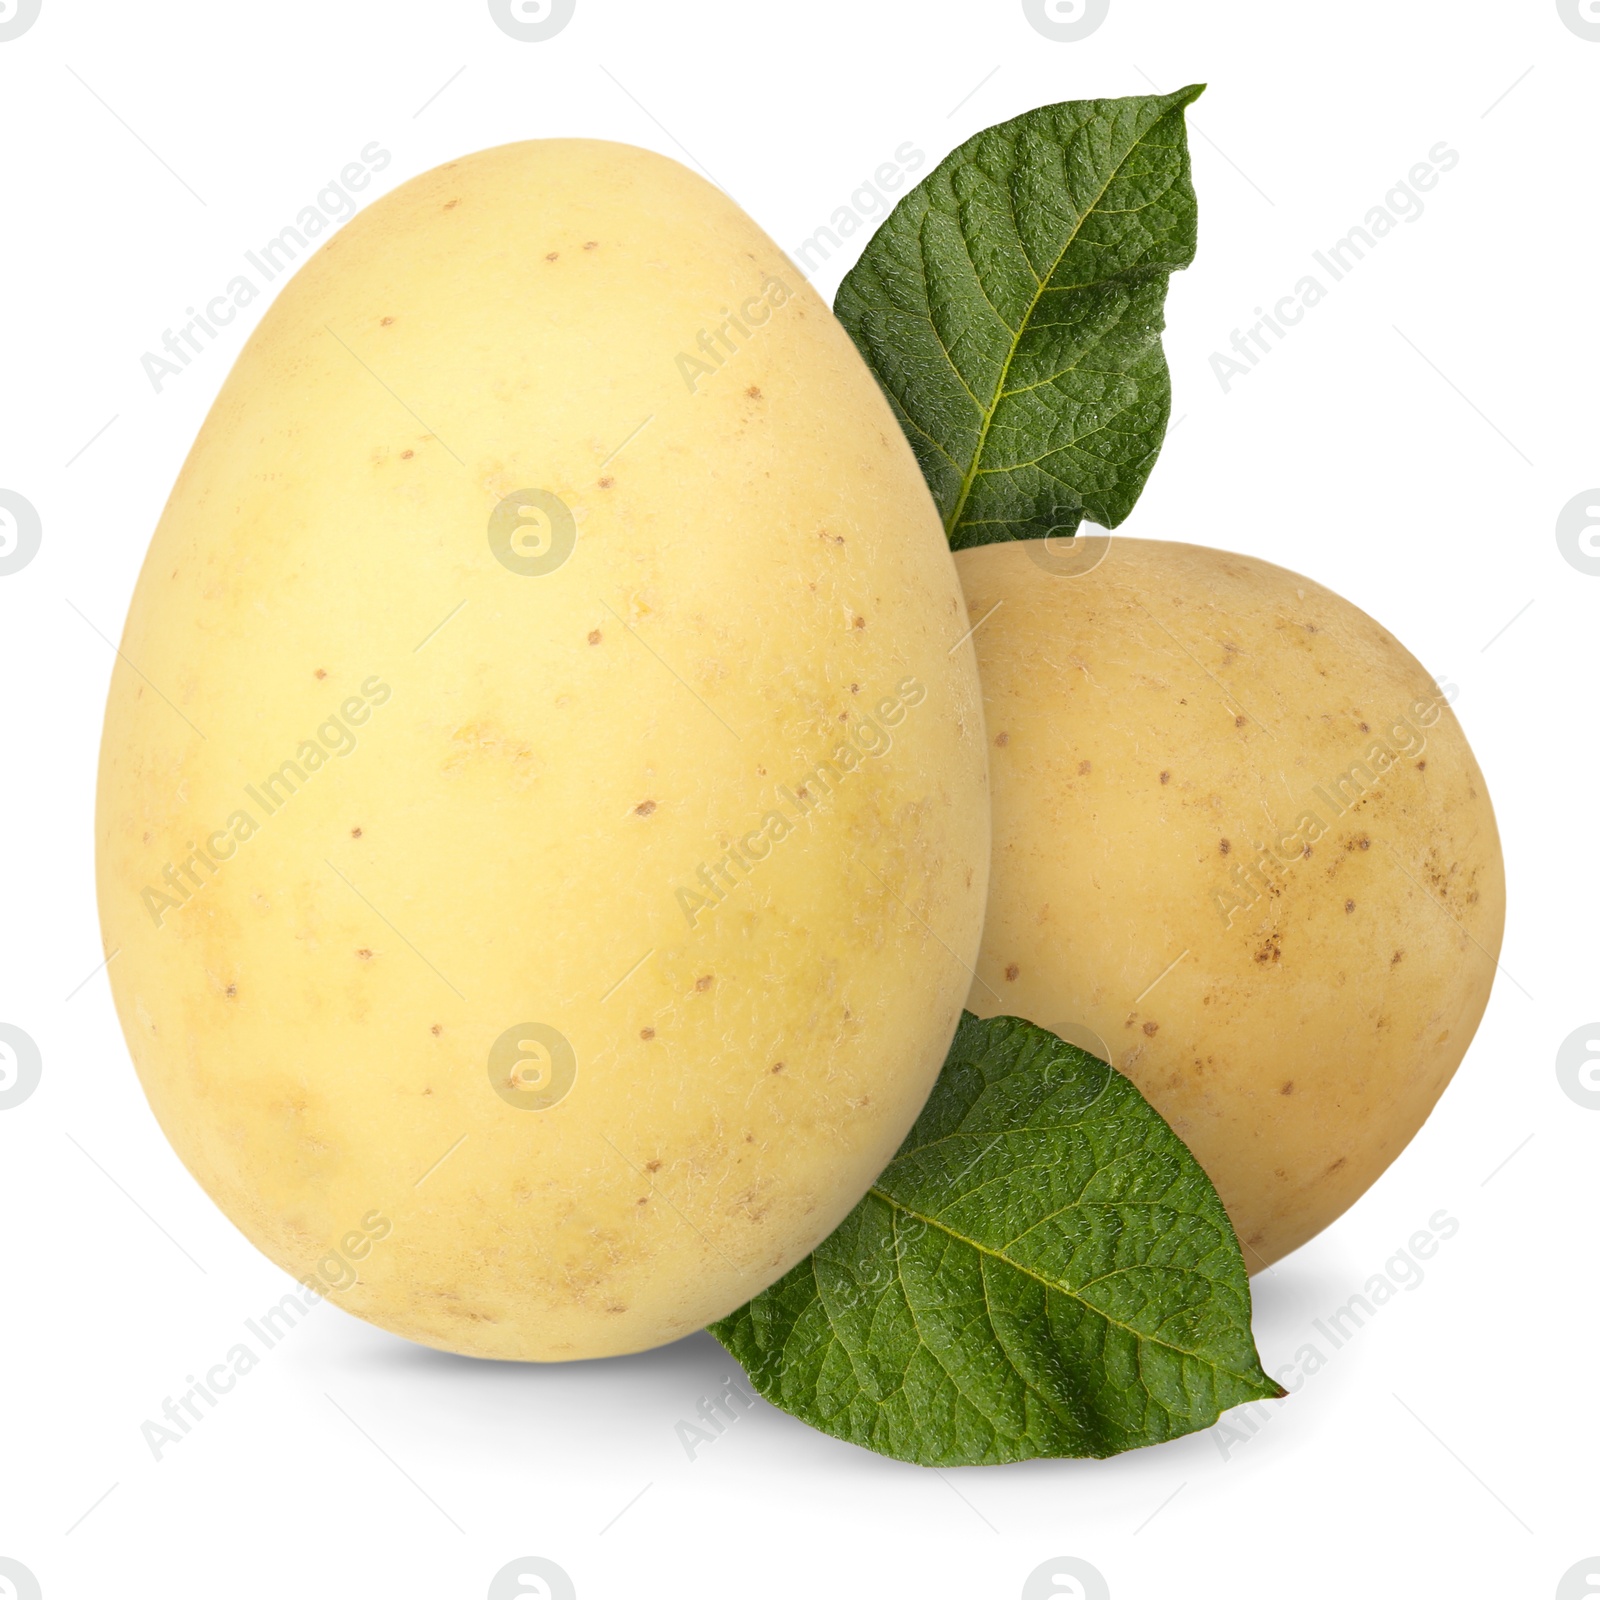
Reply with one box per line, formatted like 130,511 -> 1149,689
941,109 -> 1182,540
863,1182 -> 1270,1384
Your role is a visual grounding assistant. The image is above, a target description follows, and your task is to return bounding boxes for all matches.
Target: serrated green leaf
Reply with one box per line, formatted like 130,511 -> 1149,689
711,1012 -> 1282,1466
834,87 -> 1203,551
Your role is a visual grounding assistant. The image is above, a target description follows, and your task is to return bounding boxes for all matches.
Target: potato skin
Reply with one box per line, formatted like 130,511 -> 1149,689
95,141 -> 989,1359
957,538 -> 1503,1269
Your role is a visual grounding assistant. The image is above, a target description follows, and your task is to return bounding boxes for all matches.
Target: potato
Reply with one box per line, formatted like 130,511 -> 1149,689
956,538 -> 1503,1269
96,140 -> 989,1360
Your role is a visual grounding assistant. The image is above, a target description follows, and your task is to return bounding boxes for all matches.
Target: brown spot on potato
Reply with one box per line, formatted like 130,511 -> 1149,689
1280,1080 -> 1294,1095
853,616 -> 866,630
770,1062 -> 784,1073
400,449 -> 414,460
645,1159 -> 661,1172
1004,964 -> 1020,982
314,668 -> 327,679
545,251 -> 559,261
431,1024 -> 442,1036
1078,760 -> 1091,775
1416,759 -> 1426,770
598,476 -> 615,488
1326,1156 -> 1347,1175
1254,936 -> 1282,965
695,974 -> 713,991
1219,838 -> 1231,855
443,199 -> 459,210
1234,714 -> 1247,727
351,826 -> 363,838
225,984 -> 237,999
1142,1020 -> 1159,1036
640,1027 -> 655,1040
357,948 -> 373,961
746,385 -> 762,399
1159,769 -> 1170,784
1391,949 -> 1404,965
1345,899 -> 1355,913
995,732 -> 1009,747
587,629 -> 602,645
380,316 -> 394,326
634,800 -> 657,816
583,240 -> 599,250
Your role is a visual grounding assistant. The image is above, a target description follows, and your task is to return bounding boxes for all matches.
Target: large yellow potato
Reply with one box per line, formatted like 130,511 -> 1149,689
957,538 -> 1502,1268
96,140 -> 989,1360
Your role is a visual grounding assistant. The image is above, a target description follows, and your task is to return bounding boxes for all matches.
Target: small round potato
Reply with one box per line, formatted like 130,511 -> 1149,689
956,538 -> 1504,1269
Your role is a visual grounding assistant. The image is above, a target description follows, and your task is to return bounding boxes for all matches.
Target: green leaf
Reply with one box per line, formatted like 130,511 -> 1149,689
710,1012 -> 1282,1466
834,87 -> 1203,551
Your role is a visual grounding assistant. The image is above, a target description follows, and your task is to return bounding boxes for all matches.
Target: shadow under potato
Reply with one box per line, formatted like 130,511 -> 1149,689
363,1324 -> 729,1384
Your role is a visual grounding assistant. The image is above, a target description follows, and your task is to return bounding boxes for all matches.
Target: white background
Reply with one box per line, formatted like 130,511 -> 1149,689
1,2 -> 1595,1597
